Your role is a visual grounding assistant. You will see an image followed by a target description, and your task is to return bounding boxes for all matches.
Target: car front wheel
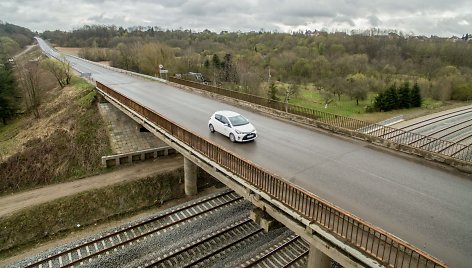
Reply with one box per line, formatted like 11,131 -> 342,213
229,133 -> 236,142
209,124 -> 215,133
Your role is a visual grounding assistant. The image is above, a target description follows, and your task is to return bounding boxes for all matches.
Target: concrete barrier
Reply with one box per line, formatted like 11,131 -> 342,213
101,146 -> 177,167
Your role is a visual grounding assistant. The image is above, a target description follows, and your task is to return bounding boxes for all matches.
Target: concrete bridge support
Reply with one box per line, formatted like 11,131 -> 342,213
184,157 -> 198,196
307,244 -> 332,268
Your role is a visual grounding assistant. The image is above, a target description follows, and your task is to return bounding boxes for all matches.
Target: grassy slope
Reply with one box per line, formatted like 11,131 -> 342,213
0,74 -> 111,195
0,169 -> 184,256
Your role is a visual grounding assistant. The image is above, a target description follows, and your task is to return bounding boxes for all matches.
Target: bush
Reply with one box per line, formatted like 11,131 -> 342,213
451,84 -> 472,101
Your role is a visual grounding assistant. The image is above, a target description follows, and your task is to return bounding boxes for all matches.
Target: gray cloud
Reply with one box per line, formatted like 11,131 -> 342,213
0,0 -> 471,36
368,15 -> 382,27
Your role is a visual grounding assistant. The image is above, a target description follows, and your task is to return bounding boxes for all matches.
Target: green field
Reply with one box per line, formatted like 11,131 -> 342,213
275,83 -> 461,123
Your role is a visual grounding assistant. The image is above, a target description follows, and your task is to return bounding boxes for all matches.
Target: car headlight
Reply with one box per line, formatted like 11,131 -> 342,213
234,129 -> 242,134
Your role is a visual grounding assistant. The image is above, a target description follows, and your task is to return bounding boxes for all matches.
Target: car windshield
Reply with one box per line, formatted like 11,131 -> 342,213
228,115 -> 249,126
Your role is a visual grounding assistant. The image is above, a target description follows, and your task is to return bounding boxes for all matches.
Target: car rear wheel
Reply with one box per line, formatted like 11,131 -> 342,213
209,124 -> 215,133
229,133 -> 236,142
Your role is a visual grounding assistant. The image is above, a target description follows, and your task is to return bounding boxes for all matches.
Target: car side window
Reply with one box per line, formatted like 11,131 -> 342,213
221,116 -> 229,125
215,114 -> 222,122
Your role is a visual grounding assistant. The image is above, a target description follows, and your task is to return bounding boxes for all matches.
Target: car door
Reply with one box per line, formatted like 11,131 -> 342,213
213,114 -> 225,134
219,115 -> 232,136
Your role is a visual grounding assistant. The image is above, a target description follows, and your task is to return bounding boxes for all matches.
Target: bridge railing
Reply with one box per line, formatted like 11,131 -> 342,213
96,81 -> 448,268
169,77 -> 471,162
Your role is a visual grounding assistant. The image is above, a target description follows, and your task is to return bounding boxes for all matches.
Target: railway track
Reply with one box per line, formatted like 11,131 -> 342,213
23,189 -> 242,268
141,218 -> 265,268
390,119 -> 472,146
240,234 -> 309,268
391,106 -> 472,133
379,107 -> 472,139
368,106 -> 472,161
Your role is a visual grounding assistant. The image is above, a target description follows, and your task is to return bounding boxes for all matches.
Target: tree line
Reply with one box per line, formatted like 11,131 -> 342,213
41,25 -> 472,107
2,22 -> 472,125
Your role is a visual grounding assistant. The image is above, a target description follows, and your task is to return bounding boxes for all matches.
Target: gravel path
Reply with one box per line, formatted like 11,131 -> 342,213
0,155 -> 183,218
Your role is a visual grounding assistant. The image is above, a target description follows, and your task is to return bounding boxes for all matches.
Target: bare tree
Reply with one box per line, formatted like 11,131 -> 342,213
284,83 -> 299,112
16,59 -> 41,118
41,56 -> 71,88
61,56 -> 72,85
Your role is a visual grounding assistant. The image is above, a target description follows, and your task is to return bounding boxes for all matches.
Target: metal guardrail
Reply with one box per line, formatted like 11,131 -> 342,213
169,77 -> 471,162
96,81 -> 448,268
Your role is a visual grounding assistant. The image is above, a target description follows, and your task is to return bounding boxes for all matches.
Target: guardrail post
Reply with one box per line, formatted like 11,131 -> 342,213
307,244 -> 332,268
184,157 -> 198,196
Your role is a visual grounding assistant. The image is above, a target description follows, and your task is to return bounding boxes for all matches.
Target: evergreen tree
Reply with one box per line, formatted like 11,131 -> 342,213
0,65 -> 18,125
410,82 -> 422,107
222,53 -> 235,82
373,91 -> 386,111
212,54 -> 221,68
398,82 -> 411,109
203,58 -> 210,69
268,82 -> 279,101
384,84 -> 399,111
211,54 -> 221,84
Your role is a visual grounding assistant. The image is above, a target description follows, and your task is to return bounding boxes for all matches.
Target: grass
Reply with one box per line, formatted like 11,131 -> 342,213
274,82 -> 464,123
0,117 -> 26,160
0,76 -> 111,195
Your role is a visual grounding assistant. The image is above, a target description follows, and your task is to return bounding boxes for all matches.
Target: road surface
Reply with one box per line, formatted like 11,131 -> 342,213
37,38 -> 472,267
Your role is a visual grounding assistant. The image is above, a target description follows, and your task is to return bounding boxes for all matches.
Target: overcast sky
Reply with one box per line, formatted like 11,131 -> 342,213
1,0 -> 471,37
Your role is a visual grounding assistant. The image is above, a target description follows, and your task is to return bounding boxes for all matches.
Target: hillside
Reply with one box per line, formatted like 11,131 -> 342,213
0,46 -> 111,195
0,21 -> 35,62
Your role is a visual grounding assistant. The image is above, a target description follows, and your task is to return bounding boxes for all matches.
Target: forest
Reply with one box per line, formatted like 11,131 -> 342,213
40,25 -> 472,110
2,23 -> 472,125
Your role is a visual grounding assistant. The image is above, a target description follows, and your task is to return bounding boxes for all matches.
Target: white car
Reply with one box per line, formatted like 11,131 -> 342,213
208,111 -> 257,142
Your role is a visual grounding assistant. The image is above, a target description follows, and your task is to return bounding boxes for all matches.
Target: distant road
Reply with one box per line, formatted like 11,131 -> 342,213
13,44 -> 36,59
37,38 -> 472,267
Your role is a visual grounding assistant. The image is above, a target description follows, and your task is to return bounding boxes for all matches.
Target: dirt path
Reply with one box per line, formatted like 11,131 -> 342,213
0,155 -> 183,218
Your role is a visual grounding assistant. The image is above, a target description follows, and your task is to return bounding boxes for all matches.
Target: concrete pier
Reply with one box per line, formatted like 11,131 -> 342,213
307,244 -> 332,268
184,157 -> 198,196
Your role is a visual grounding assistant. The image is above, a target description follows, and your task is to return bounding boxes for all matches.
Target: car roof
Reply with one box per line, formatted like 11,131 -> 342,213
215,110 -> 241,117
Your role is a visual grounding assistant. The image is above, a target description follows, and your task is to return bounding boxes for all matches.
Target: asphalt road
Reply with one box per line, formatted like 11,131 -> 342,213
37,38 -> 472,267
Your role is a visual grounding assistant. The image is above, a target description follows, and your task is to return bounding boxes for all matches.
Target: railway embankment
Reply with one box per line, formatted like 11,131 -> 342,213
0,162 -> 222,261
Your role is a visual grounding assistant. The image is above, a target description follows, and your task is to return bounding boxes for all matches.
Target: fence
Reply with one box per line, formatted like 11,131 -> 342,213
169,77 -> 471,162
96,81 -> 447,268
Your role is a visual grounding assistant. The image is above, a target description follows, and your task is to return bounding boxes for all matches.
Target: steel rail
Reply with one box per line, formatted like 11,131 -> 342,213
450,144 -> 472,157
437,133 -> 472,154
143,218 -> 262,267
388,108 -> 472,133
388,112 -> 472,140
181,221 -> 263,268
25,190 -> 241,268
281,250 -> 309,268
240,235 -> 307,267
413,121 -> 472,148
96,81 -> 449,268
408,119 -> 472,145
397,108 -> 472,130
